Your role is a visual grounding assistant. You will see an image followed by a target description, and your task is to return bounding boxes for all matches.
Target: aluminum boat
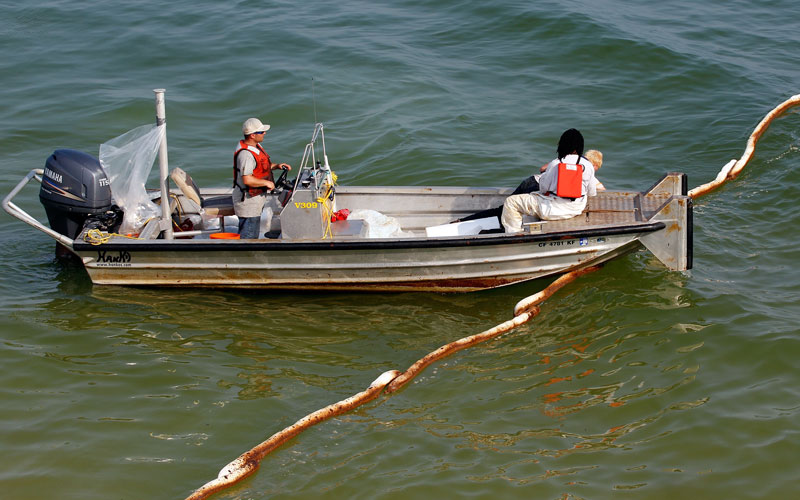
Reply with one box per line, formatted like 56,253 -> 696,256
3,91 -> 691,292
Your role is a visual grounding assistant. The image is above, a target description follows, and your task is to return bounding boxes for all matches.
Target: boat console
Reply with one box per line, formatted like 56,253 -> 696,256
278,123 -> 338,240
279,162 -> 336,240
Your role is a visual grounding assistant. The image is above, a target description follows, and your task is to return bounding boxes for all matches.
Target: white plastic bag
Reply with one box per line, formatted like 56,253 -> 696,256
348,209 -> 410,238
99,124 -> 166,234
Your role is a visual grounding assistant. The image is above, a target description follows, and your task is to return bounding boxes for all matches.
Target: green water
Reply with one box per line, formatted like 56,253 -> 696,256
1,1 -> 799,499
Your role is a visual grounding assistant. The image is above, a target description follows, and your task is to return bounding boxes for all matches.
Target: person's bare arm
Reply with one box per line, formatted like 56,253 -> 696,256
242,174 -> 274,190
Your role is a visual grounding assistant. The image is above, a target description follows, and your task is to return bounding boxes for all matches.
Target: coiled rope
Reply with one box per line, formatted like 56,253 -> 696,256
185,94 -> 799,500
83,228 -> 141,245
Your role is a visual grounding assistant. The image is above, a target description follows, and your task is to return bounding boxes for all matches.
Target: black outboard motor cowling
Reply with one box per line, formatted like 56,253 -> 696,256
39,149 -> 114,241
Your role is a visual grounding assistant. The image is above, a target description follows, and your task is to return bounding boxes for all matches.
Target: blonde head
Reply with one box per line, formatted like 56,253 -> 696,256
585,149 -> 603,170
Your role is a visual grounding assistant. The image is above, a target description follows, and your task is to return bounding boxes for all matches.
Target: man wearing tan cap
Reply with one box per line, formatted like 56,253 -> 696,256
232,117 -> 291,239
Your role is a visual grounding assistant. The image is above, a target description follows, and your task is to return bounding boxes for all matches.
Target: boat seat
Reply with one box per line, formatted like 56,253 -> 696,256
170,167 -> 235,224
171,167 -> 235,232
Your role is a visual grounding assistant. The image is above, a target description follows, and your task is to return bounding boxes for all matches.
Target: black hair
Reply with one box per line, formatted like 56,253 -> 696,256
557,128 -> 584,160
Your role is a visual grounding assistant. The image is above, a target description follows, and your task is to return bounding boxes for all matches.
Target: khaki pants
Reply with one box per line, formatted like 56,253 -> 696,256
501,193 -> 580,233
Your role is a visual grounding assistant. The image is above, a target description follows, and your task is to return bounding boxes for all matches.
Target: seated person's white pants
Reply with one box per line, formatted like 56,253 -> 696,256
501,193 -> 586,233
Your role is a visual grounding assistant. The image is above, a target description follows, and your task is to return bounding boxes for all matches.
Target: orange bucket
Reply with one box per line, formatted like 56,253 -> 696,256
210,232 -> 241,240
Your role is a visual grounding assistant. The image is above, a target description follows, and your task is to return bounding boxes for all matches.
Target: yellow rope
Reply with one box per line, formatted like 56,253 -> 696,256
83,228 -> 142,245
320,199 -> 333,239
317,177 -> 336,239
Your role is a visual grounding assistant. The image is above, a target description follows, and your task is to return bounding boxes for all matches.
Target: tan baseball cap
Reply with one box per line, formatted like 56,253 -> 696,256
242,117 -> 271,135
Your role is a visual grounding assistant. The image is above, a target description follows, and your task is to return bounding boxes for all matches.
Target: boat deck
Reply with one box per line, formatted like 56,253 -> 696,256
76,171 -> 686,245
540,189 -> 671,232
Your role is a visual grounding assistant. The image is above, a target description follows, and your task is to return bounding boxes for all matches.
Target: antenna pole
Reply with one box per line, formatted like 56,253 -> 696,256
312,77 -> 318,125
154,89 -> 174,240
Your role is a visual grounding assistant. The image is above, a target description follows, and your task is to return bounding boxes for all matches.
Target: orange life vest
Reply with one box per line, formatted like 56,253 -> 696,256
233,141 -> 273,199
555,161 -> 584,199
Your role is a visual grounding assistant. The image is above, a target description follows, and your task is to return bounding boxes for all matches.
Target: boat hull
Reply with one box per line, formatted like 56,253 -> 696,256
6,170 -> 690,292
74,226 -> 659,291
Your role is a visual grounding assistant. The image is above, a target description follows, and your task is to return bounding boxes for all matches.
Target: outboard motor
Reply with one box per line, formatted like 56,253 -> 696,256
39,149 -> 114,255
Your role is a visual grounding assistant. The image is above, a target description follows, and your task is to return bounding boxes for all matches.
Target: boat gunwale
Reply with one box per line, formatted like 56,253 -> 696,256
72,221 -> 666,252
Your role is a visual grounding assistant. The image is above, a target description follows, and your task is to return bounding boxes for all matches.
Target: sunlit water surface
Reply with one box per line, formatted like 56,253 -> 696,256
1,1 -> 799,498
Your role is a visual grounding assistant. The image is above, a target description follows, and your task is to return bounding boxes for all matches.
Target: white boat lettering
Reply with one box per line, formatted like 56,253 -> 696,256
539,240 -> 577,248
99,178 -> 110,186
44,168 -> 63,184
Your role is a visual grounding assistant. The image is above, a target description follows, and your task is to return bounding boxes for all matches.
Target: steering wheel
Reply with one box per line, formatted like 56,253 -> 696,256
273,167 -> 295,207
274,167 -> 293,191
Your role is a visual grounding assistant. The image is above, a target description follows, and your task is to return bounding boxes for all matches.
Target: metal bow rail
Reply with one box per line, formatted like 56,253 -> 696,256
185,93 -> 800,500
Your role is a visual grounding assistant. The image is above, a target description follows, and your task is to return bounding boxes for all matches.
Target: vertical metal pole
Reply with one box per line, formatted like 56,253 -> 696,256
154,89 -> 174,239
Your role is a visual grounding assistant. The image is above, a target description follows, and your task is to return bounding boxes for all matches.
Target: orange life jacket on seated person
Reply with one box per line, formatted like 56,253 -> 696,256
233,141 -> 274,201
554,160 -> 584,199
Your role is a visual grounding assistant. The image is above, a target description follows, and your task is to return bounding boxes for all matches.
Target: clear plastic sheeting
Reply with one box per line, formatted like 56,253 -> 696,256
99,124 -> 166,234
